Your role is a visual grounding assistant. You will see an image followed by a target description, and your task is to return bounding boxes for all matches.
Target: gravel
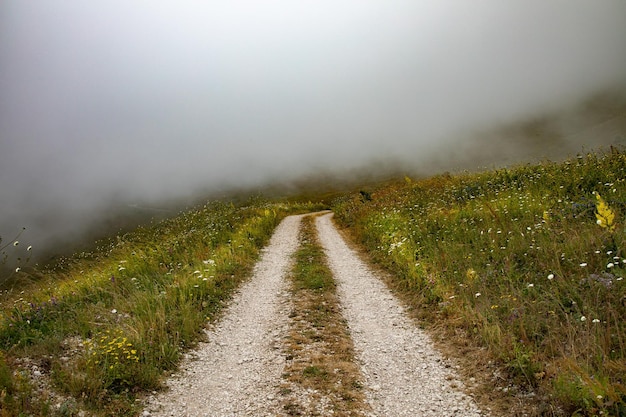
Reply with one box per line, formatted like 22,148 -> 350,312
315,213 -> 486,417
144,212 -> 487,416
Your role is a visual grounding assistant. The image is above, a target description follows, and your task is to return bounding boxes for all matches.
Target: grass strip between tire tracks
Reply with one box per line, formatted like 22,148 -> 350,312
280,215 -> 369,417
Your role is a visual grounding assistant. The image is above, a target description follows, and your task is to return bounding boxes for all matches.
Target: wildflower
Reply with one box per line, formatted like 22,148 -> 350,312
547,274 -> 554,280
466,268 -> 477,281
594,192 -> 616,231
580,316 -> 587,322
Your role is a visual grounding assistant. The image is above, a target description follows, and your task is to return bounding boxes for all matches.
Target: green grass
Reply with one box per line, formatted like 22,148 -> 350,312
0,198 -> 324,416
332,148 -> 626,415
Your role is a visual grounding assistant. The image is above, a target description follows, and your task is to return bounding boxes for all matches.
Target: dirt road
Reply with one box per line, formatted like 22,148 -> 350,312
144,213 -> 485,416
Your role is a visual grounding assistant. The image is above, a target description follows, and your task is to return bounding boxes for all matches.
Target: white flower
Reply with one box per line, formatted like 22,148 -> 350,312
592,319 -> 600,323
580,316 -> 587,322
580,263 -> 588,267
547,274 -> 554,280
111,309 -> 117,314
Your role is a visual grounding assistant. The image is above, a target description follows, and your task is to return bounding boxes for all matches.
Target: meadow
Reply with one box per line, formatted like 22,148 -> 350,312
0,198 -> 323,416
332,148 -> 626,415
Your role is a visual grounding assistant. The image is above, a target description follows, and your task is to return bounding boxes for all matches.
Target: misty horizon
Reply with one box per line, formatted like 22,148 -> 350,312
2,1 -> 626,263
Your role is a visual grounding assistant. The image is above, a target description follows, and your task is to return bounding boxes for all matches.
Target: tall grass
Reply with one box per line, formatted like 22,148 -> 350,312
333,148 -> 626,415
0,198 -> 324,416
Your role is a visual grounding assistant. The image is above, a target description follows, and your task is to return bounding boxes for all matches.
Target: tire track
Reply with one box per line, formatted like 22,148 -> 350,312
145,214 -> 306,417
315,213 -> 486,417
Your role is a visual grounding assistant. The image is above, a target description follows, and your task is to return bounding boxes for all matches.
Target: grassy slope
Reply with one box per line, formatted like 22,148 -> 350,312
3,148 -> 626,415
0,199 -> 324,416
332,149 -> 626,415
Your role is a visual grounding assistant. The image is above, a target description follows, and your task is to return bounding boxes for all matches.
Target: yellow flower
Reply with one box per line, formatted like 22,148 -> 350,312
466,268 -> 477,281
595,192 -> 616,231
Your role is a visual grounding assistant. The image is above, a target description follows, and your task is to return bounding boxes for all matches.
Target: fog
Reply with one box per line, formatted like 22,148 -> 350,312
1,1 -> 626,264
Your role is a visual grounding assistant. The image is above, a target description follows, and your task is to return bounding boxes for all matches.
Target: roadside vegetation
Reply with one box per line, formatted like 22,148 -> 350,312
332,147 -> 626,416
0,198 -> 324,416
281,215 -> 368,416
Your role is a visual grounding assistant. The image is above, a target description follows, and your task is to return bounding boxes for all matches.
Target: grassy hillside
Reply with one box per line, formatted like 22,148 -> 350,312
0,198 -> 324,416
2,147 -> 626,416
332,148 -> 626,415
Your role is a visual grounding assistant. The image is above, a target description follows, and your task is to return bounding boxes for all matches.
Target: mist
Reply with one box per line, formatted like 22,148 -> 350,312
1,1 -> 626,263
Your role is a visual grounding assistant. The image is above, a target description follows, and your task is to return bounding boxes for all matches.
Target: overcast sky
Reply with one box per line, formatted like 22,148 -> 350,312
1,1 -> 626,258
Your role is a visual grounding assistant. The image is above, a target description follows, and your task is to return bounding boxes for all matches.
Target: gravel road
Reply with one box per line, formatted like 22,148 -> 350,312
144,212 -> 486,416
